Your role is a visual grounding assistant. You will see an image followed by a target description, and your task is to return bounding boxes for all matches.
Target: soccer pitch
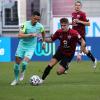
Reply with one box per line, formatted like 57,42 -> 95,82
0,61 -> 100,100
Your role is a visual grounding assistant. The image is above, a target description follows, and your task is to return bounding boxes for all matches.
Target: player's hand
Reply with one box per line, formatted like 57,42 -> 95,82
42,44 -> 46,49
45,38 -> 52,43
72,19 -> 78,26
76,53 -> 82,63
42,42 -> 46,49
74,19 -> 81,23
32,34 -> 37,37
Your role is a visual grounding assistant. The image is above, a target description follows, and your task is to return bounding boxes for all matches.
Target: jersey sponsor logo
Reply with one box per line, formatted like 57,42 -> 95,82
63,40 -> 70,49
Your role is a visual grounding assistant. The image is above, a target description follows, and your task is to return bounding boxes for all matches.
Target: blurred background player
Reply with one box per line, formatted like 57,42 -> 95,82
39,18 -> 86,84
11,11 -> 46,86
71,1 -> 97,68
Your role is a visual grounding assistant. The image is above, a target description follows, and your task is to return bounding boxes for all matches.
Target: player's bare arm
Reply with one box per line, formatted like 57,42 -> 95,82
74,19 -> 90,26
41,31 -> 46,49
18,32 -> 37,38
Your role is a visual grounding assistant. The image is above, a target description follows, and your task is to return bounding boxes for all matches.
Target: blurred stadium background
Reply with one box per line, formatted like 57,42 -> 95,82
0,0 -> 100,62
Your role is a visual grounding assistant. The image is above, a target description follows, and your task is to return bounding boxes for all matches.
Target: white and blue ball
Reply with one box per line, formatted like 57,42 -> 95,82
30,75 -> 41,86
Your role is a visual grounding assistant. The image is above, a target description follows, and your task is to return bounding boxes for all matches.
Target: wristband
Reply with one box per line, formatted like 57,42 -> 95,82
42,41 -> 46,45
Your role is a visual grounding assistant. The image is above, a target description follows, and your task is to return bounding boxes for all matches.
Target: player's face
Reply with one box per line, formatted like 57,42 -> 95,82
75,3 -> 81,12
31,15 -> 40,25
60,23 -> 69,32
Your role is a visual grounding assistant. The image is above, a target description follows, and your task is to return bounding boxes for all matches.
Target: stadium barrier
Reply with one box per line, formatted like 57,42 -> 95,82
0,37 -> 99,62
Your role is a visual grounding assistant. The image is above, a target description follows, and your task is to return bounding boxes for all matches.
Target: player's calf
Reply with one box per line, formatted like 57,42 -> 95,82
11,79 -> 18,86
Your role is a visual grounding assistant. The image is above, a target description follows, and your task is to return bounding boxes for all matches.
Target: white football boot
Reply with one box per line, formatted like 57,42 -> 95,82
92,58 -> 97,69
11,80 -> 18,86
38,78 -> 43,85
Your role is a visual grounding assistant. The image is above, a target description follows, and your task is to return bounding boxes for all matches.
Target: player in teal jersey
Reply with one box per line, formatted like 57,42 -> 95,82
11,11 -> 46,86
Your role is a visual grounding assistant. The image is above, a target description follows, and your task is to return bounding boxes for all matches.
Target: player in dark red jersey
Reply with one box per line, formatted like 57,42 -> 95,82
71,1 -> 97,68
38,18 -> 86,83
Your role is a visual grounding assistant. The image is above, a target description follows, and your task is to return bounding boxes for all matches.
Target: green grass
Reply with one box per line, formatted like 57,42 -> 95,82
0,61 -> 100,100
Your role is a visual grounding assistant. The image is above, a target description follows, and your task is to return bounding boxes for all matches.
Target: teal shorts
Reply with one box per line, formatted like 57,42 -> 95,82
15,47 -> 35,59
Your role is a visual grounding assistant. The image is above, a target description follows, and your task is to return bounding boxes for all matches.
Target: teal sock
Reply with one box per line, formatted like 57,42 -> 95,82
14,63 -> 20,81
21,61 -> 28,73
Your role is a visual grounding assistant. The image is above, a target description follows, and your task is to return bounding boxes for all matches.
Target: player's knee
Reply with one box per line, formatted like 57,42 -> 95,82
15,57 -> 22,64
57,70 -> 64,75
57,71 -> 62,75
22,61 -> 28,70
22,61 -> 28,66
57,65 -> 66,75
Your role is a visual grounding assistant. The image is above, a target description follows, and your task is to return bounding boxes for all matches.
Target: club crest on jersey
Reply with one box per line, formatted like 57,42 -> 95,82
59,35 -> 62,39
68,35 -> 71,39
77,15 -> 80,18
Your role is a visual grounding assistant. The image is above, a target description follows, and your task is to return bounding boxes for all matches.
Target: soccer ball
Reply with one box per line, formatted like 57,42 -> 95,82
30,75 -> 41,86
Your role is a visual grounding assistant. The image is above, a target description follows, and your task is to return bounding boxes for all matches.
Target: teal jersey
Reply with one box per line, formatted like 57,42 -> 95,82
18,21 -> 45,50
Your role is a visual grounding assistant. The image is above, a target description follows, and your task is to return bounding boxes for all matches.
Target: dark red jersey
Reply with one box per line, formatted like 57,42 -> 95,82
72,11 -> 89,37
51,29 -> 81,57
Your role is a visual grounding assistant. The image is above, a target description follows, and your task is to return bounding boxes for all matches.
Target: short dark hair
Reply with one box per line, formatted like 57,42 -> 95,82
32,11 -> 40,16
60,18 -> 69,24
75,1 -> 82,5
